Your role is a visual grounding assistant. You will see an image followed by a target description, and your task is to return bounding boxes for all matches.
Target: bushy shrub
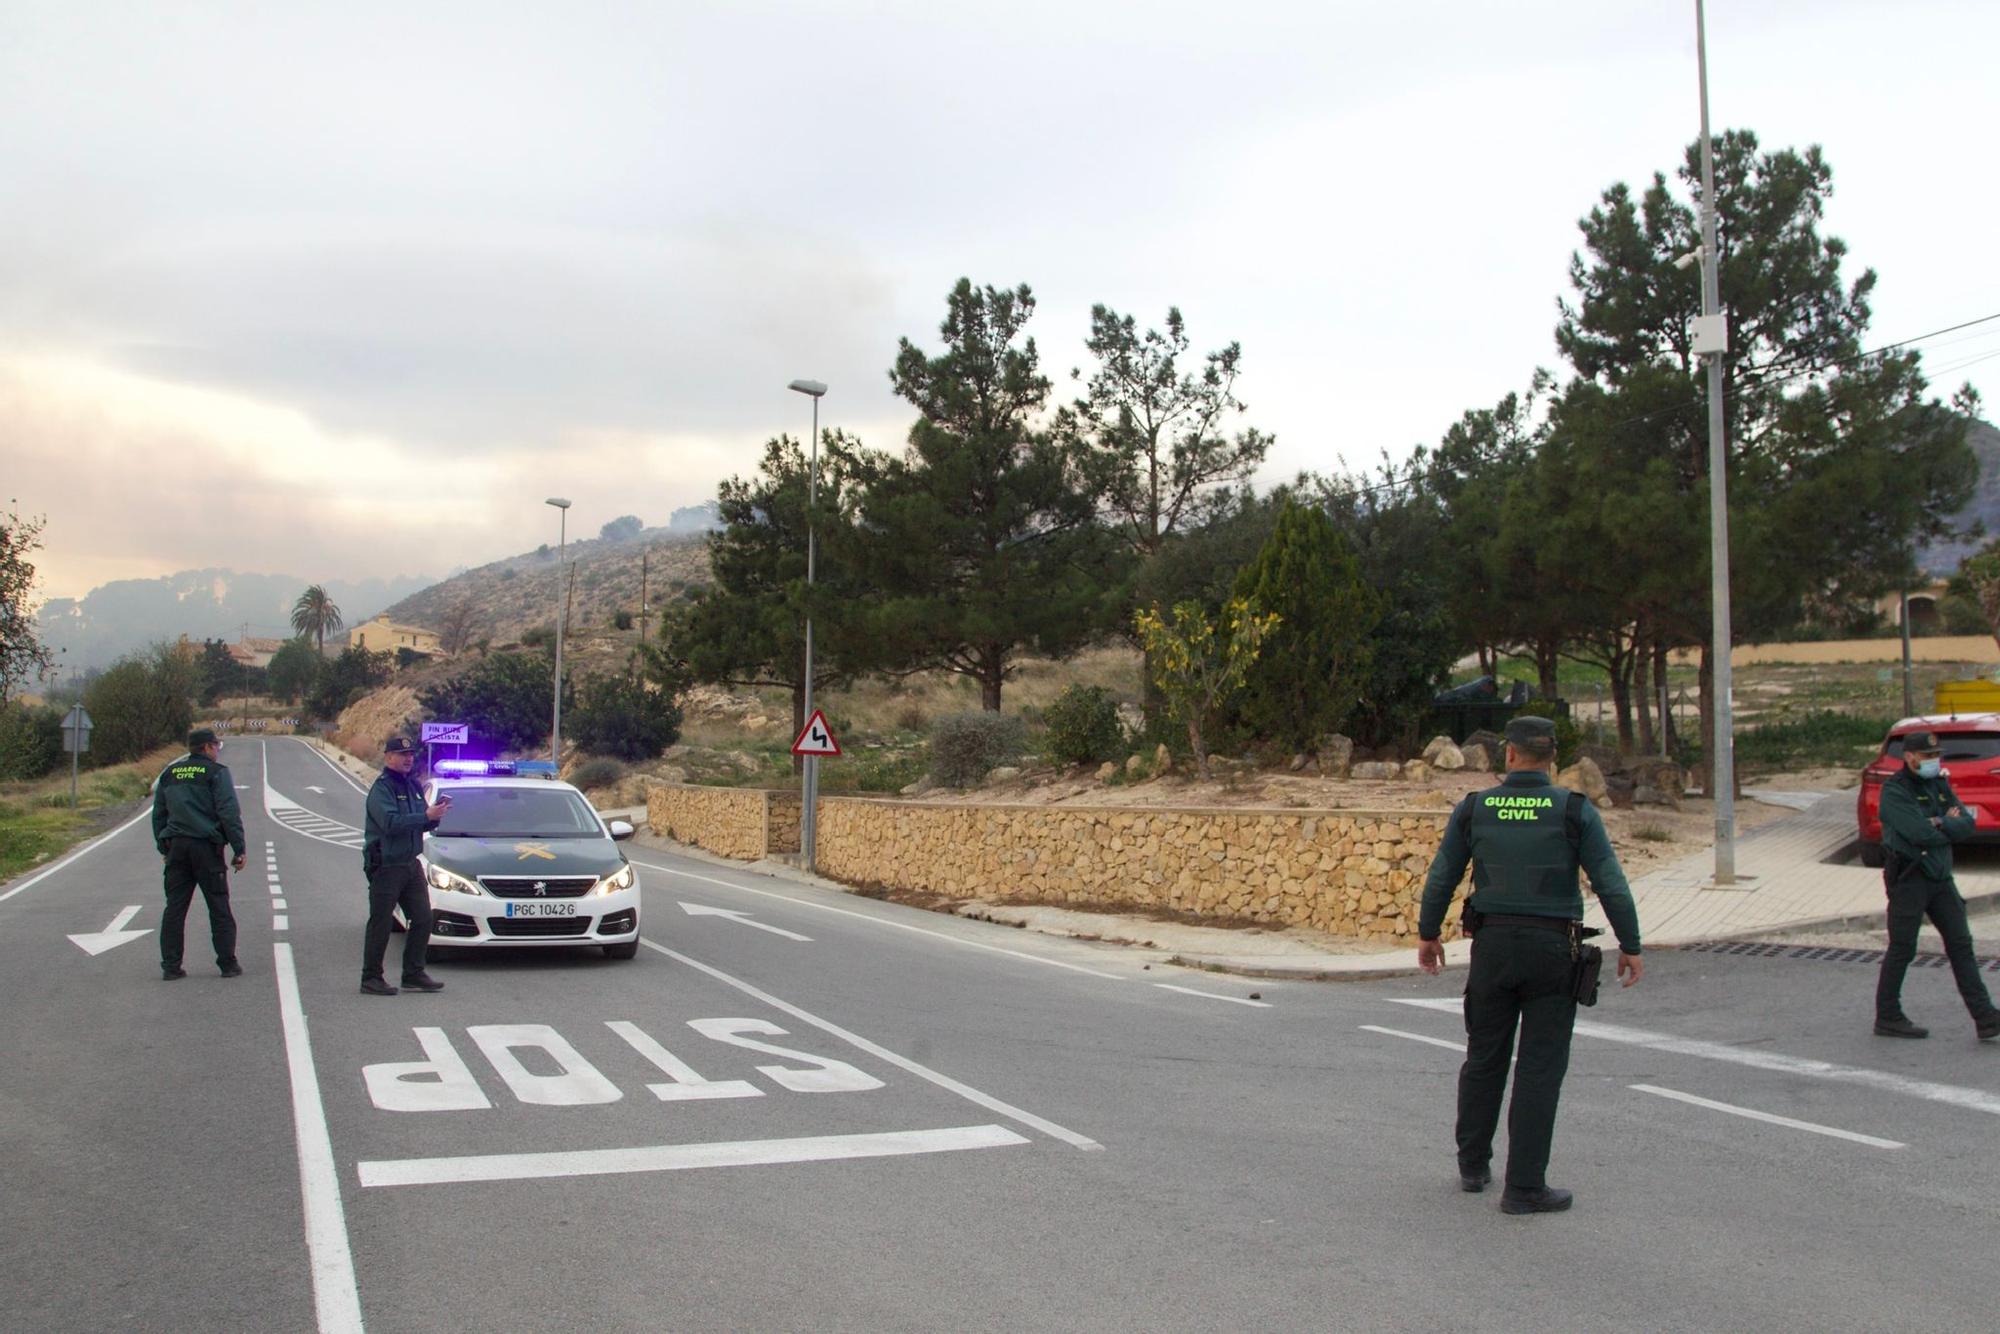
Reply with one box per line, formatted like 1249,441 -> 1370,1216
611,610 -> 635,631
927,711 -> 1027,788
520,625 -> 556,651
568,671 -> 682,761
308,646 -> 391,721
82,644 -> 198,765
419,651 -> 563,754
0,704 -> 63,780
1041,685 -> 1123,765
568,756 -> 627,790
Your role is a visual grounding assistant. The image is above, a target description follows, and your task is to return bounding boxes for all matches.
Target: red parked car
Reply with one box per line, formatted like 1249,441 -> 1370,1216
1856,713 -> 2000,866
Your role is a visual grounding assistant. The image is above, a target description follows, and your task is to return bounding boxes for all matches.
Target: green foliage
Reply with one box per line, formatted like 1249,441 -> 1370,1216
1233,500 -> 1380,750
290,585 -> 344,654
1041,684 -> 1124,765
520,625 -> 556,651
818,748 -> 928,795
1939,594 -> 1986,637
927,711 -> 1028,788
1731,710 -> 1897,775
418,652 -> 560,755
266,638 -> 320,705
568,756 -> 627,790
599,514 -> 645,542
852,279 -> 1120,711
1,502 -> 54,703
1133,597 -> 1278,779
610,610 -> 635,631
568,670 -> 683,761
308,646 -> 391,721
82,644 -> 197,765
0,703 -> 63,779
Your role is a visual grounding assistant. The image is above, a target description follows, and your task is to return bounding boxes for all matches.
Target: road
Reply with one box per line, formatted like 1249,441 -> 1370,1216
4,736 -> 1999,1332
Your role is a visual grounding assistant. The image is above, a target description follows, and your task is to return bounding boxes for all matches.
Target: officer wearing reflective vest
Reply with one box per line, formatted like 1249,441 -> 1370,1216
1416,715 -> 1643,1215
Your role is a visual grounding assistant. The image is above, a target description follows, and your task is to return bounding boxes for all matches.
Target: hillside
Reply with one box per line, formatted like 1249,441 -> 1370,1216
1921,416 -> 2000,575
378,527 -> 711,646
36,568 -> 432,671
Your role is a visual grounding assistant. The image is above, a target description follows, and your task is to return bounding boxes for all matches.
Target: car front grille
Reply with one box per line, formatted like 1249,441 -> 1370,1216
487,915 -> 596,937
478,876 -> 598,899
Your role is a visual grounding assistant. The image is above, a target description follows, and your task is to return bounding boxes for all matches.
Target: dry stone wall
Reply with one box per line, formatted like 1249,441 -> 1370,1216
646,783 -> 778,861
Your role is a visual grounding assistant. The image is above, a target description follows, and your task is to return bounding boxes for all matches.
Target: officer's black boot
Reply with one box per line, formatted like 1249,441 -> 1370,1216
1500,1186 -> 1574,1215
1874,1016 -> 1929,1039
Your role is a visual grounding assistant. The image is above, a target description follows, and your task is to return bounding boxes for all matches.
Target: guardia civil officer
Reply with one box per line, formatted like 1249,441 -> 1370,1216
1415,716 -> 1643,1215
151,728 -> 248,980
359,736 -> 450,996
1872,729 -> 2000,1041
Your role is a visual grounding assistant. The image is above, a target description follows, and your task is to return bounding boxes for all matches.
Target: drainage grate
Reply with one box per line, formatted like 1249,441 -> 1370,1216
1682,941 -> 2000,971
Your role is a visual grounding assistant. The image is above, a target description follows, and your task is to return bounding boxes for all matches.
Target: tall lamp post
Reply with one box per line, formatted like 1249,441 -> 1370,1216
788,378 -> 827,873
546,497 -> 572,768
1693,0 -> 1737,885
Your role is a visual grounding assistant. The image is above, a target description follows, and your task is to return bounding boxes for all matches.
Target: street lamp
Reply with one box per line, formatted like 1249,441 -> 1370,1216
1693,0 -> 1738,886
546,497 -> 572,768
788,378 -> 827,873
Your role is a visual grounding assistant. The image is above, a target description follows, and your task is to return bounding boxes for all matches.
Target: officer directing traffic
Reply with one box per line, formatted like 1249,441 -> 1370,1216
151,728 -> 248,980
360,736 -> 450,996
1871,729 -> 2000,1041
1416,716 -> 1643,1215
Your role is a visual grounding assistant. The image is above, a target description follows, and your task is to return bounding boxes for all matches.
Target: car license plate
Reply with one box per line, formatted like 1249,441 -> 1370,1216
504,901 -> 578,918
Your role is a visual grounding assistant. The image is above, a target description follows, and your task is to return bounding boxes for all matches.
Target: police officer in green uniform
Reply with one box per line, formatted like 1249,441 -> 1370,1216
1416,716 -> 1643,1215
151,728 -> 248,980
360,736 -> 450,996
1872,729 -> 2000,1041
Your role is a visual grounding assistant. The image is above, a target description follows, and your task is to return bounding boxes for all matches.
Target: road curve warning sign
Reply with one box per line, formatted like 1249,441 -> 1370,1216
790,709 -> 842,758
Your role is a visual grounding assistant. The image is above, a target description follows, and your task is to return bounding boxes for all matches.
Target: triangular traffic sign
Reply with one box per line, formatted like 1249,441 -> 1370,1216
791,709 -> 842,757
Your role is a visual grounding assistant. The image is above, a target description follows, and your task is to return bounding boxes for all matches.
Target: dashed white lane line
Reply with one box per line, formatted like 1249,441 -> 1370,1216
1629,1084 -> 1905,1150
1153,983 -> 1272,1008
1390,997 -> 2000,1118
273,899 -> 287,910
358,1124 -> 1030,1189
273,915 -> 288,931
627,858 -> 1123,981
272,942 -> 364,1331
643,939 -> 1103,1151
1361,1024 -> 1467,1053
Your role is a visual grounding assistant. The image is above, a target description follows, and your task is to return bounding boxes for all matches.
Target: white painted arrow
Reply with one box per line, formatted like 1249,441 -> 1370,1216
678,902 -> 812,941
69,906 -> 153,956
305,785 -> 326,794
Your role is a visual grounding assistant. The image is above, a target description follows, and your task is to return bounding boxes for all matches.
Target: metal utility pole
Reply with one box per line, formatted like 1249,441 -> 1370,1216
1899,590 -> 1915,716
1695,0 -> 1737,885
639,550 -> 649,645
788,378 -> 828,873
546,498 -> 572,767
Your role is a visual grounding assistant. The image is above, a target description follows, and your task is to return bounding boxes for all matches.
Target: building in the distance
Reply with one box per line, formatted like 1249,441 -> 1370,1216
227,636 -> 288,669
346,615 -> 444,656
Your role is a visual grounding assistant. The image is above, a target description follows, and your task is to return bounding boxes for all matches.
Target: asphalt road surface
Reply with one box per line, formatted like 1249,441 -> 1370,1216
5,737 -> 1999,1332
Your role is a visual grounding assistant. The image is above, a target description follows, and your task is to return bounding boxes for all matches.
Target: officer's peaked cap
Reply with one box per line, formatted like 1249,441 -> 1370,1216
1504,715 -> 1558,750
1902,730 -> 1940,754
384,735 -> 417,754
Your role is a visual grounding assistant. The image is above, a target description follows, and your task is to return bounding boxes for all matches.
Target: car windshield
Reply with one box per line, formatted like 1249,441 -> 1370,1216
432,787 -> 602,838
1884,733 -> 2000,762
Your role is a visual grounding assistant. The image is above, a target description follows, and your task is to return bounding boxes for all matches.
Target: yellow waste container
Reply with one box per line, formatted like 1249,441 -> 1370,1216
1933,679 -> 2000,714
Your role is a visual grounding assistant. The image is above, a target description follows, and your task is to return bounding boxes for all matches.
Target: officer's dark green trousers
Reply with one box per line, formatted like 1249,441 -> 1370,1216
1457,923 -> 1578,1190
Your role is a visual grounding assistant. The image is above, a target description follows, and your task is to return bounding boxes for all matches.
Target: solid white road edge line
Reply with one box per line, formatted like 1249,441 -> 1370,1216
297,737 -> 371,793
1360,1024 -> 1467,1053
1154,983 -> 1272,1008
1628,1083 -> 1906,1150
0,807 -> 152,906
273,942 -> 365,1333
643,939 -> 1104,1151
628,857 -> 1123,981
358,1124 -> 1029,1189
1389,997 -> 2000,1117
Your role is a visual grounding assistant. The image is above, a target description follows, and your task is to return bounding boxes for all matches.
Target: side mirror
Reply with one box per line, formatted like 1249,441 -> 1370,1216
608,819 -> 635,841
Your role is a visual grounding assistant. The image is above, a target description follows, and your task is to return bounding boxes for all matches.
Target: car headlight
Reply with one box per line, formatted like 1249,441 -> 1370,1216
597,863 -> 636,895
426,863 -> 485,896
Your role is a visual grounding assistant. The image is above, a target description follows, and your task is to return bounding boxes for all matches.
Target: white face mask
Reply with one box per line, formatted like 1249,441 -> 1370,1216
1915,758 -> 1942,779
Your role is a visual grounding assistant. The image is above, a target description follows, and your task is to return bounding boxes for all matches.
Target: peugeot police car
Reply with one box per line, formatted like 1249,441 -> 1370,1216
416,760 -> 642,959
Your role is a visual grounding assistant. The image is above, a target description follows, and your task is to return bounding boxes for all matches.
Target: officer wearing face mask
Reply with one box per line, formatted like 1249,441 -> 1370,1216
1873,730 -> 2000,1042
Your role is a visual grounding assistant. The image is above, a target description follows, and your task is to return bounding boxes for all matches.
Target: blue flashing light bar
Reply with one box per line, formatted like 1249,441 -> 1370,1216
433,759 -> 561,779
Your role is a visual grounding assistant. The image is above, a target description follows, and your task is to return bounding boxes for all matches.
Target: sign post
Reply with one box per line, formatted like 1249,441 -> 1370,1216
61,705 -> 93,809
789,709 -> 842,873
421,722 -> 469,775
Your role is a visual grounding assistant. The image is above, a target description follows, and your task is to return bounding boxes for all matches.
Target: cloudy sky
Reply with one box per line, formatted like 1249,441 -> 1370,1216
5,1 -> 1997,600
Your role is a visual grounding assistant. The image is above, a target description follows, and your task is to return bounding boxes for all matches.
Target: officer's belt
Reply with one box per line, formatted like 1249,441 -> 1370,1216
1478,913 -> 1581,933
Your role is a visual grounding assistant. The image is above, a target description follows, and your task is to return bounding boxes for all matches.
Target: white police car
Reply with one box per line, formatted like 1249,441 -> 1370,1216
416,760 -> 642,960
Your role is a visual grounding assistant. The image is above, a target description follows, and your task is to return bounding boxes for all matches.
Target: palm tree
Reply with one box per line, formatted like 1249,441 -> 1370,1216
291,585 -> 344,654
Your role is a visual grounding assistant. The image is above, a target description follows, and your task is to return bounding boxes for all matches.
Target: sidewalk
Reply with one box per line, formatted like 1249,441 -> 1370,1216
626,790 -> 2000,981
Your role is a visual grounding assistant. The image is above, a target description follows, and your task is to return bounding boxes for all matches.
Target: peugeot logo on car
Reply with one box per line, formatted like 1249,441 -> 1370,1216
534,881 -> 548,895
